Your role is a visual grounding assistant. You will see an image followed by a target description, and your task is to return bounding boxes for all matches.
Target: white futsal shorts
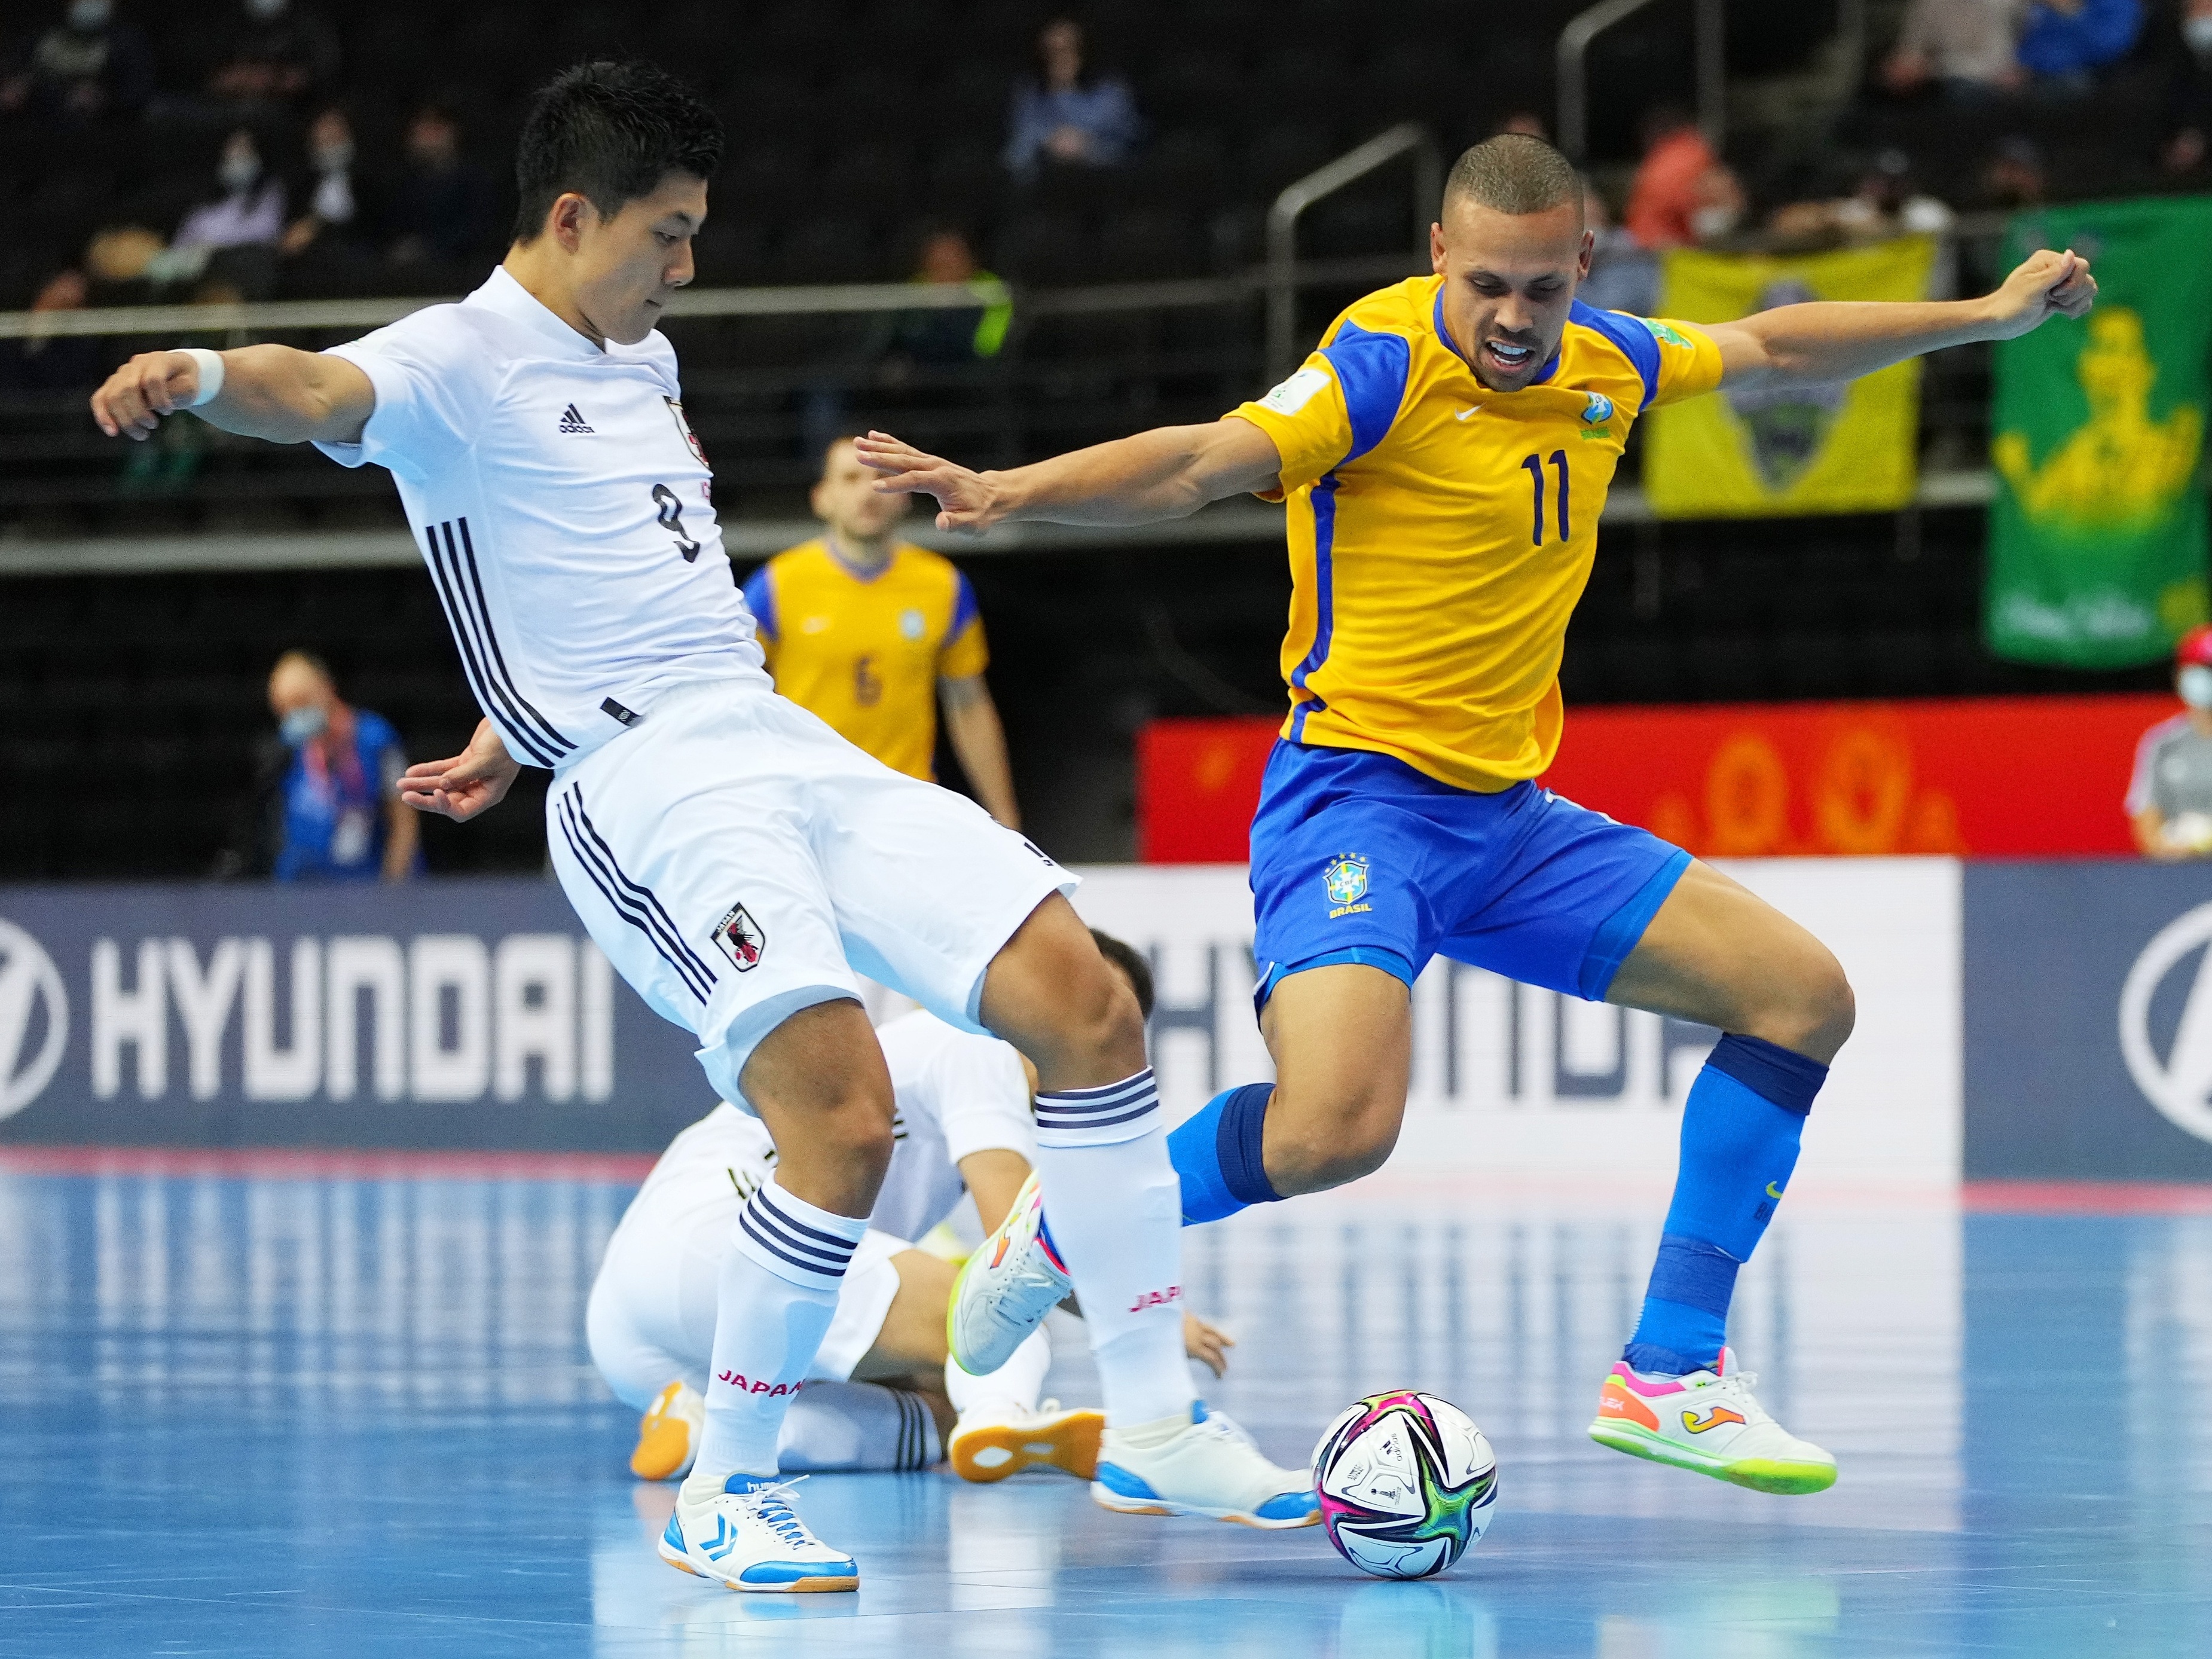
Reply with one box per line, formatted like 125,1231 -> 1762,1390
586,1209 -> 910,1410
545,679 -> 1076,1105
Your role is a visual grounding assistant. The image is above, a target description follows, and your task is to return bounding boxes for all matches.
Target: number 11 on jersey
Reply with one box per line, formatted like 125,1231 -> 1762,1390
1520,450 -> 1569,546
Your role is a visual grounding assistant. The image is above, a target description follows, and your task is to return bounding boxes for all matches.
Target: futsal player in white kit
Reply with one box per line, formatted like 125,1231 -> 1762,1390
591,933 -> 1236,1487
89,60 -> 1315,1594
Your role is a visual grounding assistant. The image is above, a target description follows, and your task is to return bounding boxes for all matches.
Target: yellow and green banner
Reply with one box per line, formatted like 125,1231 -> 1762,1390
1987,198 -> 2212,667
1644,236 -> 1937,518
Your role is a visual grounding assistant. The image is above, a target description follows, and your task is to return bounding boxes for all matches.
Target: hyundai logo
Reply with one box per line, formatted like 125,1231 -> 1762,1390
2118,900 -> 2212,1143
0,919 -> 68,1122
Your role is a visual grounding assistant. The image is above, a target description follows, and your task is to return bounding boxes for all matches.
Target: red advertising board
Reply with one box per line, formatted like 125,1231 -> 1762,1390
1137,695 -> 2180,863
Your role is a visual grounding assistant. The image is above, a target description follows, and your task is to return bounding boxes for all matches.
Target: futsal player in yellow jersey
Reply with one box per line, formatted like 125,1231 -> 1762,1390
861,134 -> 2096,1497
745,438 -> 1021,826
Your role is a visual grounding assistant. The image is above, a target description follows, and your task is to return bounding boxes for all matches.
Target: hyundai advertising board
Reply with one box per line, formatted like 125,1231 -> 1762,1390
1964,861 -> 2212,1179
0,881 -> 716,1150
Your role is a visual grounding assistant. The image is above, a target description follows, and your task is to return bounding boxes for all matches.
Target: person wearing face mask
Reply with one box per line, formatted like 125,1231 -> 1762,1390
281,105 -> 382,292
2127,628 -> 2212,859
174,128 -> 287,254
0,0 -> 154,121
206,0 -> 340,111
264,650 -> 420,882
1624,104 -> 1736,250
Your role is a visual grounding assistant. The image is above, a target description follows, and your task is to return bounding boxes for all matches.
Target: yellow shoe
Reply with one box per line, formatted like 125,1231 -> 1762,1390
630,1379 -> 706,1481
948,1400 -> 1104,1483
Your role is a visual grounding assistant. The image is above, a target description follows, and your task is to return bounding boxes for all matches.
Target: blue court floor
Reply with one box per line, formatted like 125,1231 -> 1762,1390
2,1161 -> 2208,1658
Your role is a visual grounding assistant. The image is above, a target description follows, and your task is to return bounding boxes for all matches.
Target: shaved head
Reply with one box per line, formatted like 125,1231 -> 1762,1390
1444,133 -> 1584,227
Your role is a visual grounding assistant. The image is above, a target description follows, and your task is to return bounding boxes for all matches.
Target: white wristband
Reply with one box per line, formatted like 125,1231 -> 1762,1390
180,347 -> 225,407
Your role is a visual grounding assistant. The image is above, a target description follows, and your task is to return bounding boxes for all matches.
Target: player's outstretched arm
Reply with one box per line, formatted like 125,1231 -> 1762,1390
90,346 -> 374,446
854,418 -> 1283,533
398,718 -> 523,821
1708,248 -> 2097,392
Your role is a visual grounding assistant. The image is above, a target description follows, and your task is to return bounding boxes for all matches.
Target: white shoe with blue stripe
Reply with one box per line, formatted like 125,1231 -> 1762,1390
1092,1403 -> 1320,1529
657,1473 -> 858,1593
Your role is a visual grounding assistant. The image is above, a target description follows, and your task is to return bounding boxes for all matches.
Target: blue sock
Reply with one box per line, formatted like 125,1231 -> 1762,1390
1624,1034 -> 1826,1377
1167,1083 -> 1281,1224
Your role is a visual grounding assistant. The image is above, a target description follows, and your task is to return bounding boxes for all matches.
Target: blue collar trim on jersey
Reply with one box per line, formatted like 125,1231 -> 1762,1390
1432,286 -> 1562,386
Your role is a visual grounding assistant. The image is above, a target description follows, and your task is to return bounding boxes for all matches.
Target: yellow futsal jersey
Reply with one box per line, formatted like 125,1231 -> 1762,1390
743,540 -> 989,781
1230,275 -> 1724,792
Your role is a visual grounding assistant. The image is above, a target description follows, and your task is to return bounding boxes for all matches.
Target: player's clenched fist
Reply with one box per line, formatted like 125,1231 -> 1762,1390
1985,247 -> 2099,339
90,349 -> 203,440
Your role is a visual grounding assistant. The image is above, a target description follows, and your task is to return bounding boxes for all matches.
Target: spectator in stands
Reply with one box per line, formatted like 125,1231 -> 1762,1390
282,104 -> 378,278
1881,0 -> 2025,100
1982,133 -> 2048,206
1004,17 -> 1143,180
206,0 -> 340,112
175,128 -> 286,252
386,103 -> 500,271
0,268 -> 100,392
1579,181 -> 1658,315
800,227 -> 1012,461
1623,104 -> 1745,248
744,438 -> 1022,829
2016,0 -> 2142,94
2162,0 -> 2212,170
0,0 -> 154,121
262,650 -> 420,882
2128,627 -> 2212,859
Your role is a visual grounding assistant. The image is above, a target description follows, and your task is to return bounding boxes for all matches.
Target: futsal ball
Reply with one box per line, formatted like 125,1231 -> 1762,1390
1312,1390 -> 1498,1579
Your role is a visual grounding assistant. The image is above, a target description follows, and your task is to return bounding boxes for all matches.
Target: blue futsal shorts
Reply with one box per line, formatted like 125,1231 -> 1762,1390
1248,740 -> 1692,1012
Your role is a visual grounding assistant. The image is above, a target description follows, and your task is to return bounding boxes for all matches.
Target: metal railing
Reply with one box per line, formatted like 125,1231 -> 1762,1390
1265,123 -> 1441,381
1558,0 -> 1725,162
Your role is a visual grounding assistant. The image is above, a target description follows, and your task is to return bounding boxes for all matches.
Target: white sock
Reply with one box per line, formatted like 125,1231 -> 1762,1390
683,1178 -> 867,1502
945,1325 -> 1052,1419
1031,1068 -> 1196,1426
777,1381 -> 940,1471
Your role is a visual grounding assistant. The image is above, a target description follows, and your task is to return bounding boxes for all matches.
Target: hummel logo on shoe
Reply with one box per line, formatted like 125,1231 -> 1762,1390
558,403 -> 594,433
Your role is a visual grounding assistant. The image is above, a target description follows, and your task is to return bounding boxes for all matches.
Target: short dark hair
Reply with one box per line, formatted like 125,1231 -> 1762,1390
1444,133 -> 1582,221
1089,929 -> 1154,1022
512,60 -> 724,244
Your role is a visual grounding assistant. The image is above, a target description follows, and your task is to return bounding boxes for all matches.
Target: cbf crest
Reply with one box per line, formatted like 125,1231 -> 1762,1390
1324,854 -> 1371,917
713,903 -> 766,971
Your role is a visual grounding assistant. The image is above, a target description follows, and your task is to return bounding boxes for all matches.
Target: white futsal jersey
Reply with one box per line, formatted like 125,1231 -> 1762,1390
629,1009 -> 1035,1247
314,267 -> 767,768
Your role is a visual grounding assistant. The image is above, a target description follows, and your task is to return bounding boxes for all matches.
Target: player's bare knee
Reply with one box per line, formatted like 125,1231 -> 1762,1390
1267,1082 -> 1403,1195
1758,943 -> 1855,1064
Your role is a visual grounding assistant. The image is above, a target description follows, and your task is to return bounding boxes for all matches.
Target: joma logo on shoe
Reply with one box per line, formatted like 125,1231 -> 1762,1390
1682,1407 -> 1746,1434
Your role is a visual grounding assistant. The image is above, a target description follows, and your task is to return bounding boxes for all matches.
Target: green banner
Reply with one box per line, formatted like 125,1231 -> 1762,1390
1987,197 -> 2212,667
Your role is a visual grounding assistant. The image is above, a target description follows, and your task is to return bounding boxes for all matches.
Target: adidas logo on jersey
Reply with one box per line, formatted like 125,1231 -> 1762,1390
558,403 -> 594,433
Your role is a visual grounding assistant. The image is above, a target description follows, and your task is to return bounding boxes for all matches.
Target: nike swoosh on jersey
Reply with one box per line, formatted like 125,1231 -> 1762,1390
1454,405 -> 1482,420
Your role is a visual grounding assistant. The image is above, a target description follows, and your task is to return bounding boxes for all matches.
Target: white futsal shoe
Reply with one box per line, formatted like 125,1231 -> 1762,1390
629,1379 -> 705,1481
1587,1348 -> 1837,1495
1092,1402 -> 1321,1527
948,1397 -> 1105,1483
658,1472 -> 858,1593
947,1170 -> 1071,1376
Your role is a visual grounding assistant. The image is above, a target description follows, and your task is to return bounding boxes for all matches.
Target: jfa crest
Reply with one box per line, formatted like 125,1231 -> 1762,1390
1324,854 -> 1368,908
713,903 -> 766,971
665,396 -> 708,468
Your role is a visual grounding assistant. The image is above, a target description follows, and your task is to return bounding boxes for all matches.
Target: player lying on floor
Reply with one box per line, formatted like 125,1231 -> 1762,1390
588,929 -> 1232,1484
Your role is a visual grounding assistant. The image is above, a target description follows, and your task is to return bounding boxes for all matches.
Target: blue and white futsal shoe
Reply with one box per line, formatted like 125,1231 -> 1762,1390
1092,1402 -> 1321,1529
948,1169 -> 1071,1376
657,1472 -> 858,1593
